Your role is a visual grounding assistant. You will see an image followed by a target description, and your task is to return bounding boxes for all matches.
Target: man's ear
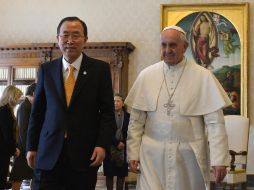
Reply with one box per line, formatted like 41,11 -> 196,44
56,35 -> 60,43
84,36 -> 88,43
184,42 -> 189,52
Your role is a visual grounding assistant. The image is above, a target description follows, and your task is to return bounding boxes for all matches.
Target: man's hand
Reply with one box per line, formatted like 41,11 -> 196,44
26,151 -> 37,169
129,160 -> 140,173
89,147 -> 105,167
212,166 -> 227,183
15,148 -> 21,157
117,142 -> 125,150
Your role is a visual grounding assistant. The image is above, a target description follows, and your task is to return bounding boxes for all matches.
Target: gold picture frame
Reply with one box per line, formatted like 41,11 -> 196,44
161,3 -> 249,116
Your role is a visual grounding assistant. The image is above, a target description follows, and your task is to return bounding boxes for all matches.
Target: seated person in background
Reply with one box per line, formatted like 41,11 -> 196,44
0,85 -> 23,190
103,94 -> 130,190
223,89 -> 240,115
10,83 -> 36,190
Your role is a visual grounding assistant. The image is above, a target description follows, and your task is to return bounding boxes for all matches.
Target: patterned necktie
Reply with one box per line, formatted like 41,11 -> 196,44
64,65 -> 75,106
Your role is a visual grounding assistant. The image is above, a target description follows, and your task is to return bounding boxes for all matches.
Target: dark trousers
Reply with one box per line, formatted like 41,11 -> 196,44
0,153 -> 10,189
32,142 -> 99,190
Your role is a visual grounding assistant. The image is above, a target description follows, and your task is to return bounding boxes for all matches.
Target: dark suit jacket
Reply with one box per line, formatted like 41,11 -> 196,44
103,110 -> 130,176
0,104 -> 16,156
112,110 -> 130,147
17,98 -> 31,154
27,54 -> 115,171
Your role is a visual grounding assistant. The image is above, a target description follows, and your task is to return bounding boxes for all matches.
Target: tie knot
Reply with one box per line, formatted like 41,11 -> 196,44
68,65 -> 75,72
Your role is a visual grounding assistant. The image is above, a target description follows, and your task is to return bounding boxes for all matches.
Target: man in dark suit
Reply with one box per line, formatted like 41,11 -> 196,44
26,17 -> 115,190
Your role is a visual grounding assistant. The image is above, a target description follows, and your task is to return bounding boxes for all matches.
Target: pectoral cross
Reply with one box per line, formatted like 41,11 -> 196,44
164,99 -> 175,115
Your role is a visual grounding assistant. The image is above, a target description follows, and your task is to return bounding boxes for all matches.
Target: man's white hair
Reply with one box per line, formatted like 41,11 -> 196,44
162,26 -> 188,43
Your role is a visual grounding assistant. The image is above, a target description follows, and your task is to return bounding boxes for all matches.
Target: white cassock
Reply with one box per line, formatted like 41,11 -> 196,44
125,58 -> 232,190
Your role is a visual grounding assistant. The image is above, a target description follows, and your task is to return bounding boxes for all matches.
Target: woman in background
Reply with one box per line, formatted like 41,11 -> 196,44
0,85 -> 22,189
10,83 -> 36,190
103,94 -> 130,190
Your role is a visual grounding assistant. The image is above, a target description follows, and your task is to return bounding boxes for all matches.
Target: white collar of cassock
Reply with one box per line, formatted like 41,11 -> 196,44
163,57 -> 186,73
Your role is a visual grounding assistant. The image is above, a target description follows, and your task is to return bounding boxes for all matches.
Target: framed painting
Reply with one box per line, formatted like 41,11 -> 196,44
161,3 -> 249,116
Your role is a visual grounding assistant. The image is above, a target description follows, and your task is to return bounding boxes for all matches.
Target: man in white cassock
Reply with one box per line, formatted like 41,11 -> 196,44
125,26 -> 232,190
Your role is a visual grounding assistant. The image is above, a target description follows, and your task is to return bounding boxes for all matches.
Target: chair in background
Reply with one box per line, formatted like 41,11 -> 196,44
210,115 -> 249,190
124,170 -> 137,190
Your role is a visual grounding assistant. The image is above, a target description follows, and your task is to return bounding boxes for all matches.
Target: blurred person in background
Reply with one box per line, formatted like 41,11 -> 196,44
0,85 -> 22,189
10,83 -> 36,190
103,94 -> 129,190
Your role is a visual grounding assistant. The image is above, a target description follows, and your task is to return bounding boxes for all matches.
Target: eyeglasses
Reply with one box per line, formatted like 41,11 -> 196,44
58,33 -> 85,41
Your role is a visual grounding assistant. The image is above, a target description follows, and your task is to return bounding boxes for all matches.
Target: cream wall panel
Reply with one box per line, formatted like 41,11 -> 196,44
1,0 -> 254,174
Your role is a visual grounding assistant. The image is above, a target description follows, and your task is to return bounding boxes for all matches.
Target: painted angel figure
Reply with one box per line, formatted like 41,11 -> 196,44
191,12 -> 219,69
220,28 -> 240,58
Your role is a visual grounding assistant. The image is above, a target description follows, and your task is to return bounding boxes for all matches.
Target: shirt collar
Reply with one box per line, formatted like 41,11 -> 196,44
163,57 -> 186,72
62,54 -> 83,72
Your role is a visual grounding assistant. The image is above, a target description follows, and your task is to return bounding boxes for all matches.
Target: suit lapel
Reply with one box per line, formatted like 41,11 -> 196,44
69,54 -> 90,107
51,57 -> 66,107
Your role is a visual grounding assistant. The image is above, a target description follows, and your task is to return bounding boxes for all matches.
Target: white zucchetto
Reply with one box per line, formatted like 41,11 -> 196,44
162,26 -> 186,36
